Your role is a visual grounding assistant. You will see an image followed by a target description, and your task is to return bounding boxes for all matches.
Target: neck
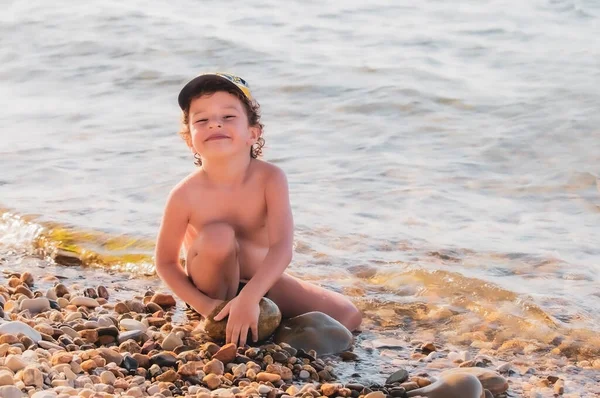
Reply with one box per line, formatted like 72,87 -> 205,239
201,155 -> 252,185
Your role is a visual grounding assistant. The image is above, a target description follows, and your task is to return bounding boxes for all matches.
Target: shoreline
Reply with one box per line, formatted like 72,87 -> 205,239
0,253 -> 598,397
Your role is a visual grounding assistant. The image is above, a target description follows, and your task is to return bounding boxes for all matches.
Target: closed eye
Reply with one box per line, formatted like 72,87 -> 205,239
194,119 -> 208,124
224,115 -> 236,119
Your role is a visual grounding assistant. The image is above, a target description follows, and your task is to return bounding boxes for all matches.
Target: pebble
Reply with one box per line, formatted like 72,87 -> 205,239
5,354 -> 27,372
0,269 -> 598,398
70,296 -> 100,308
0,370 -> 14,385
161,332 -> 183,351
20,297 -> 50,313
0,321 -> 42,342
0,385 -> 23,398
120,319 -> 148,332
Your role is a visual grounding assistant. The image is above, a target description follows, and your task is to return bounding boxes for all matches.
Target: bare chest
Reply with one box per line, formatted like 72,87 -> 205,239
188,186 -> 267,238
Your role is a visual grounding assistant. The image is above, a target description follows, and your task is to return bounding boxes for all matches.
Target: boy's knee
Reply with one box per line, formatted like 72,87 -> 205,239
195,223 -> 237,262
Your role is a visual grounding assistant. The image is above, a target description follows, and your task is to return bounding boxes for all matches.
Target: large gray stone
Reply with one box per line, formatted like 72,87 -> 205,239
406,372 -> 483,398
274,311 -> 353,355
441,367 -> 509,395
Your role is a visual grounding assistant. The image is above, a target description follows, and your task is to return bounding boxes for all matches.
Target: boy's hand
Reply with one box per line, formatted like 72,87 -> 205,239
214,296 -> 259,347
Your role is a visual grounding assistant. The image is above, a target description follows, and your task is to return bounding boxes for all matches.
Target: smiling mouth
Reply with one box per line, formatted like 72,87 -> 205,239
205,134 -> 230,141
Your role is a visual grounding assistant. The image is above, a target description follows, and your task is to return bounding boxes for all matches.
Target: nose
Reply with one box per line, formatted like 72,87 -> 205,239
208,119 -> 222,129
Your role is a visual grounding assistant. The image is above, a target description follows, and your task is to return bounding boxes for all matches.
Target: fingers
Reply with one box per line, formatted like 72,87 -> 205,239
238,325 -> 249,348
230,324 -> 242,348
250,323 -> 259,343
225,318 -> 233,344
214,302 -> 231,321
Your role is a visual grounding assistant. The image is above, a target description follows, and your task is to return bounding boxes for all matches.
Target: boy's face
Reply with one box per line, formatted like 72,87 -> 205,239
188,91 -> 260,163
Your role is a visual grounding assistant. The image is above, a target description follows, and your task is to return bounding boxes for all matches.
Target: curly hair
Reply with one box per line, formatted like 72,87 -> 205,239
178,79 -> 265,166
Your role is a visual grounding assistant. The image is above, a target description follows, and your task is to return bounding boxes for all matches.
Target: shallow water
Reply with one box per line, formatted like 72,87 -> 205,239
1,0 -> 600,371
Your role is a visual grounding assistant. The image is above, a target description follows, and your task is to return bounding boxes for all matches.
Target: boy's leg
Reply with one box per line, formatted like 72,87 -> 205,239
186,223 -> 240,303
266,273 -> 362,331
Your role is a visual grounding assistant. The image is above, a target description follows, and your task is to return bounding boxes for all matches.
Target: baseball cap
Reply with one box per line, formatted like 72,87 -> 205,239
178,72 -> 253,110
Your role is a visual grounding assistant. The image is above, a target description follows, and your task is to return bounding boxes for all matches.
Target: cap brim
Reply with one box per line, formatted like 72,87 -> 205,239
177,74 -> 248,110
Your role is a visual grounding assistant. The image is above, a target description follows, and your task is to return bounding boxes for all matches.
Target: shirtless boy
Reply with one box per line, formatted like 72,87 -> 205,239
155,73 -> 362,347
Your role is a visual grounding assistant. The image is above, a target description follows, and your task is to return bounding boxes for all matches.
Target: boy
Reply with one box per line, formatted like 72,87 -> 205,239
155,73 -> 362,348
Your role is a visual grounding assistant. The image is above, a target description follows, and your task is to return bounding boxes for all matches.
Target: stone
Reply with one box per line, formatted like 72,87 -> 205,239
0,370 -> 14,385
0,334 -> 19,344
20,272 -> 34,287
122,355 -> 139,372
120,319 -> 147,332
64,312 -> 82,322
97,326 -> 119,337
177,361 -> 197,377
126,300 -> 146,314
212,343 -> 237,364
5,354 -> 26,372
365,393 -> 385,398
38,340 -> 63,350
299,370 -> 310,379
274,311 -> 352,355
0,321 -> 42,342
0,386 -> 23,398
440,368 -> 508,395
70,296 -> 99,308
115,302 -> 130,314
15,285 -> 34,298
118,330 -> 143,344
150,293 -> 176,308
97,286 -> 109,299
32,391 -> 58,398
81,359 -> 97,372
205,297 -> 281,343
406,372 -> 482,398
321,383 -> 340,396
150,353 -> 177,368
78,329 -> 98,344
203,373 -> 221,390
97,347 -> 124,366
156,369 -> 179,383
23,366 -> 44,388
203,359 -> 224,375
386,368 -> 410,384
146,302 -> 163,313
161,332 -> 183,351
256,372 -> 281,383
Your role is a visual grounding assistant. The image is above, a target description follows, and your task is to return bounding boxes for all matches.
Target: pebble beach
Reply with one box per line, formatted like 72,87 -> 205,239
0,252 -> 599,398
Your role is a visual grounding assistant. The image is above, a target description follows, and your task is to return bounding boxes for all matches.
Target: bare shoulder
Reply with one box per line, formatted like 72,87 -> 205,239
251,160 -> 288,186
166,169 -> 204,206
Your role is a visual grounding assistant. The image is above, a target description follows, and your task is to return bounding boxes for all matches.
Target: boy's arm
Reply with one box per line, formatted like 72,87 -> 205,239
154,187 -> 220,317
241,167 -> 294,302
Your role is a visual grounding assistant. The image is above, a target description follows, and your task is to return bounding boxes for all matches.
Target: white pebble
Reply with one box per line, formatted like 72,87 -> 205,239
147,385 -> 160,395
299,370 -> 310,379
32,391 -> 59,398
258,385 -> 271,395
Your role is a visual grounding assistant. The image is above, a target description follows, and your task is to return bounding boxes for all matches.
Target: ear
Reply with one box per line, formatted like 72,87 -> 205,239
247,125 -> 261,146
